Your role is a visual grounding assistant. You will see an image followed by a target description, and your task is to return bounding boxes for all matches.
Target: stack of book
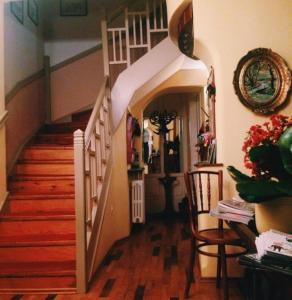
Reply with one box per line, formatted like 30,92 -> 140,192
255,229 -> 292,267
210,197 -> 255,224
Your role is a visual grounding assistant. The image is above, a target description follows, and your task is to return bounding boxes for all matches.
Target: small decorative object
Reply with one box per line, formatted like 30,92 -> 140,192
60,0 -> 87,17
233,48 -> 291,114
28,0 -> 38,26
228,114 -> 292,233
10,1 -> 24,24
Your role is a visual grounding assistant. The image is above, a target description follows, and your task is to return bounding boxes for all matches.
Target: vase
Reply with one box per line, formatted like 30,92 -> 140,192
255,197 -> 292,234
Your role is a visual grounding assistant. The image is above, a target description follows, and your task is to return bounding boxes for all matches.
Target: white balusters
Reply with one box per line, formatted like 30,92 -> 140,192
106,0 -> 168,68
107,28 -> 127,64
74,77 -> 111,292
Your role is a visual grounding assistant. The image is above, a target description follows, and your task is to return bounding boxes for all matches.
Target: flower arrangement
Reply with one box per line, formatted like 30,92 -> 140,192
228,114 -> 292,203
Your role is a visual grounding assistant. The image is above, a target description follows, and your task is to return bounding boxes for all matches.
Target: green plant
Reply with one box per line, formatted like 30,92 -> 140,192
228,115 -> 292,203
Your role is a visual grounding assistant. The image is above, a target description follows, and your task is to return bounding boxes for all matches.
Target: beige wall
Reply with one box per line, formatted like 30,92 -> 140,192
6,78 -> 45,172
166,0 -> 292,277
0,2 -> 8,207
192,0 -> 292,196
51,50 -> 105,121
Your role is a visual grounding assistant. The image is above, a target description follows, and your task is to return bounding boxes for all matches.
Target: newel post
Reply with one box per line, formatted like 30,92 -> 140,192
74,129 -> 87,293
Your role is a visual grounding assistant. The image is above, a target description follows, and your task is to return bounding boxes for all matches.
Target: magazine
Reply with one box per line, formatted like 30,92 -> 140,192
255,229 -> 292,259
210,207 -> 253,225
218,199 -> 255,217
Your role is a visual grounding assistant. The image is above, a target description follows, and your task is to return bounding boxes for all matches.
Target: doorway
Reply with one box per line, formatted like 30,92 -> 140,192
142,91 -> 202,214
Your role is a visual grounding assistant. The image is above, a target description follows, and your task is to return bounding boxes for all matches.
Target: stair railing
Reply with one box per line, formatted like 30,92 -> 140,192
74,75 -> 111,293
106,0 -> 168,68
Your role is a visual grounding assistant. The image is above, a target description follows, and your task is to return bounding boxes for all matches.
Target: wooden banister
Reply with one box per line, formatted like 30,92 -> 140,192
74,75 -> 112,293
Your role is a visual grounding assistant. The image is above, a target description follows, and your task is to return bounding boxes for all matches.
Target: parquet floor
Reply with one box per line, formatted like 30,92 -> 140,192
0,216 -> 245,300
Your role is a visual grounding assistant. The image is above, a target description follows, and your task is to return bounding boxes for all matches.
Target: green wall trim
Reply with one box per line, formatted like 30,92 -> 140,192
50,43 -> 103,72
5,43 -> 103,104
5,69 -> 45,104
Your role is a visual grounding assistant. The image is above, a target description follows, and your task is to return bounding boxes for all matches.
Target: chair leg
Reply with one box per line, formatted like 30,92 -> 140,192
219,245 -> 229,300
216,245 -> 221,288
184,237 -> 196,298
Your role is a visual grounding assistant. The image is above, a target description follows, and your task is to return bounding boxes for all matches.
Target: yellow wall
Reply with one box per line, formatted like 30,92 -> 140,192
167,0 -> 292,277
0,2 -> 8,207
192,0 -> 292,196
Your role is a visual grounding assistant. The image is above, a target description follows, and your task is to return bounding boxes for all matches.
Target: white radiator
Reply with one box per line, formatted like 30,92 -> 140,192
131,180 -> 145,223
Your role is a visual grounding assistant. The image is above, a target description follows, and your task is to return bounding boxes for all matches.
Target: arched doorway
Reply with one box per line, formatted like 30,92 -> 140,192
142,89 -> 203,214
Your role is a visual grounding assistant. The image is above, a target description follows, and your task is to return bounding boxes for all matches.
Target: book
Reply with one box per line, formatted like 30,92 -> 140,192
255,229 -> 292,259
210,207 -> 253,225
218,199 -> 255,217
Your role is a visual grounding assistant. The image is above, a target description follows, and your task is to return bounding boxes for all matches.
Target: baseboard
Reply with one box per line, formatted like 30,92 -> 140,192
0,191 -> 9,212
7,125 -> 43,176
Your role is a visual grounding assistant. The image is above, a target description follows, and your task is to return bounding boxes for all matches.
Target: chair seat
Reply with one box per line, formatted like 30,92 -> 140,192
197,228 -> 241,245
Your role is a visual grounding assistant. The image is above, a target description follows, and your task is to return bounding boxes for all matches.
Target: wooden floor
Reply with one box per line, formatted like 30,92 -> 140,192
0,216 -> 245,300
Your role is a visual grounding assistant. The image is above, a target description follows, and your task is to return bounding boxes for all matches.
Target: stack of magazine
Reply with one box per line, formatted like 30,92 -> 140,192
240,230 -> 292,276
210,196 -> 255,224
256,230 -> 292,266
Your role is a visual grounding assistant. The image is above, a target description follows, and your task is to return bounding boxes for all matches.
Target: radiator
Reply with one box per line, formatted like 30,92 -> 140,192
131,180 -> 145,223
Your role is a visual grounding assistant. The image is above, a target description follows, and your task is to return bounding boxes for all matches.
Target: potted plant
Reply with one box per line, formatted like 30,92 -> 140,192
227,114 -> 292,233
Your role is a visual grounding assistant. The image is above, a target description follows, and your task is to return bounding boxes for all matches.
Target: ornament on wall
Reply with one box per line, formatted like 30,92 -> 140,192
233,48 -> 291,114
177,4 -> 196,59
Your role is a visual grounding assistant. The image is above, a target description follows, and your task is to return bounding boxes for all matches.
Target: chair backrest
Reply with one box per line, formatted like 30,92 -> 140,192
184,170 -> 223,232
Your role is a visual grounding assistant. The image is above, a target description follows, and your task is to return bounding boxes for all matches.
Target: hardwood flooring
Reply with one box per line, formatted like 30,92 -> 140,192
0,216 -> 245,300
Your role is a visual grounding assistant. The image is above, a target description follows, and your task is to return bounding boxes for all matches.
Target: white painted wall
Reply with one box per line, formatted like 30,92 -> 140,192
43,0 -> 103,66
4,0 -> 44,94
0,2 -> 8,207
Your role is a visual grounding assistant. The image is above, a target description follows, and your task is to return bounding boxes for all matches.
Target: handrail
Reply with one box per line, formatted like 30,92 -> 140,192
74,75 -> 112,293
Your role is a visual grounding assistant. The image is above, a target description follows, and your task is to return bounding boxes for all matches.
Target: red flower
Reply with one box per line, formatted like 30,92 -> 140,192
242,114 -> 292,177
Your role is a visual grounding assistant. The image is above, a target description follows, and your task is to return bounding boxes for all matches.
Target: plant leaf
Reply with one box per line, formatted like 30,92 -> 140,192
227,166 -> 252,182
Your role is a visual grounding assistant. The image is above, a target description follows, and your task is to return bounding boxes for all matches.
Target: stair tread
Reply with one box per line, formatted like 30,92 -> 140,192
0,260 -> 76,276
9,194 -> 75,200
0,214 -> 75,221
0,233 -> 75,247
11,175 -> 74,181
17,160 -> 74,164
26,145 -> 74,150
0,276 -> 76,293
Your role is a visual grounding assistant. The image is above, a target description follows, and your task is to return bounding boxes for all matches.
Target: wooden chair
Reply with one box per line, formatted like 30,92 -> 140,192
184,170 -> 247,300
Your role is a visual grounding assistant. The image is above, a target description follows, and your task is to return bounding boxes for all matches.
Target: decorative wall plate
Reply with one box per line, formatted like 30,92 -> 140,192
233,48 -> 291,114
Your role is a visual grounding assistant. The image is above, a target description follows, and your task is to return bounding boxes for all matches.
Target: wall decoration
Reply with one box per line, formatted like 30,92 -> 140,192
28,0 -> 39,26
233,48 -> 291,114
10,1 -> 24,24
60,0 -> 87,17
177,4 -> 195,59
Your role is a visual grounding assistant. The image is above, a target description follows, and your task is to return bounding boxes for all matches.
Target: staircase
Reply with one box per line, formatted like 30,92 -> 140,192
0,111 -> 90,293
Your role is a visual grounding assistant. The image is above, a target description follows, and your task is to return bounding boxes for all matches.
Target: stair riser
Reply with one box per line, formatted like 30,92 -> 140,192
35,136 -> 73,145
0,246 -> 75,263
0,220 -> 75,237
9,180 -> 75,195
14,164 -> 74,176
8,199 -> 75,214
42,124 -> 87,134
22,149 -> 74,161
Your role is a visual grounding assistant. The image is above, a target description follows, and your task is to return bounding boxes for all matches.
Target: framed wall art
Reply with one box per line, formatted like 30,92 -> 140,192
28,0 -> 39,26
10,1 -> 24,24
233,48 -> 291,114
60,0 -> 87,17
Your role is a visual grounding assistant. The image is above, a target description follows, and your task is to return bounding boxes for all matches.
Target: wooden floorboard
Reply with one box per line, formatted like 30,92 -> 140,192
1,217 -> 245,300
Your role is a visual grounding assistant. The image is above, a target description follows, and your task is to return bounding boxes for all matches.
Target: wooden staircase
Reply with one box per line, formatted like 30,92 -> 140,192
0,112 -> 90,294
